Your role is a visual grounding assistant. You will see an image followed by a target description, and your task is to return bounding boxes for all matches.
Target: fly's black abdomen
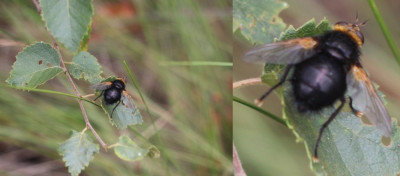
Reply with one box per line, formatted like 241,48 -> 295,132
291,53 -> 347,111
104,88 -> 122,104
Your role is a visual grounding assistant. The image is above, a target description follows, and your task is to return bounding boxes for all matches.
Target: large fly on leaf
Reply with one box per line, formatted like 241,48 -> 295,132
91,77 -> 139,119
244,18 -> 392,161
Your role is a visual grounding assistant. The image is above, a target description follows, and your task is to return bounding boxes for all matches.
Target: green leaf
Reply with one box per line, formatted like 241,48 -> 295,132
69,51 -> 103,84
283,89 -> 400,176
279,18 -> 332,41
258,18 -> 400,175
114,135 -> 160,161
39,0 -> 94,52
58,130 -> 99,176
104,95 -> 143,129
233,0 -> 288,44
98,77 -> 143,129
261,64 -> 285,87
147,146 -> 161,158
6,42 -> 63,88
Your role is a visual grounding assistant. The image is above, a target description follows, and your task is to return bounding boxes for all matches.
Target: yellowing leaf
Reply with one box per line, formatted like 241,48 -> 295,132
233,0 -> 288,44
39,0 -> 94,52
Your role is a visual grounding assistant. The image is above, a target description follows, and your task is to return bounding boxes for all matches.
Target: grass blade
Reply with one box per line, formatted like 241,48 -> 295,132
233,96 -> 286,126
367,0 -> 400,66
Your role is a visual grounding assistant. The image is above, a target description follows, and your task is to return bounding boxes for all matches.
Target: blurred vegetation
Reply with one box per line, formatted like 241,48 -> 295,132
234,0 -> 400,175
0,0 -> 232,175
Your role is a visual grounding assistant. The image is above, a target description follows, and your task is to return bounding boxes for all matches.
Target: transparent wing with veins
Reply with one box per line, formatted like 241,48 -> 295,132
347,65 -> 392,137
121,91 -> 138,114
90,82 -> 112,91
243,37 -> 318,64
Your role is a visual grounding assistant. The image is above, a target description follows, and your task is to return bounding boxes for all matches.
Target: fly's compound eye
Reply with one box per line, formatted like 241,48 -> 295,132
355,30 -> 364,44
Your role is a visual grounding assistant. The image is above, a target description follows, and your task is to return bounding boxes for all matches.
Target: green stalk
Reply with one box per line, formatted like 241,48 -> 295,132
2,84 -> 101,108
367,0 -> 400,67
122,60 -> 155,125
123,60 -> 176,172
233,96 -> 287,126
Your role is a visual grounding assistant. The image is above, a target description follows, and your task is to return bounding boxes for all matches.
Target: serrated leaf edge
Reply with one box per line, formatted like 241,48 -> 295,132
69,62 -> 103,83
102,102 -> 143,129
59,130 -> 99,176
113,135 -> 150,161
38,0 -> 94,53
6,42 -> 64,88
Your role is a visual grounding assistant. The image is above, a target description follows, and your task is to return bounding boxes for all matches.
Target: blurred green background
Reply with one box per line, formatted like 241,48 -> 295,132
0,0 -> 232,175
234,0 -> 400,175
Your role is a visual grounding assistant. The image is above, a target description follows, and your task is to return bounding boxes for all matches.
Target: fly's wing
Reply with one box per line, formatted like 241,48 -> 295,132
107,91 -> 143,129
346,65 -> 392,137
121,91 -> 138,113
243,37 -> 318,64
90,82 -> 112,91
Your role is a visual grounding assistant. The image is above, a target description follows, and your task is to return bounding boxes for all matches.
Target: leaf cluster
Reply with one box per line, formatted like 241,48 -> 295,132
6,1 -> 157,175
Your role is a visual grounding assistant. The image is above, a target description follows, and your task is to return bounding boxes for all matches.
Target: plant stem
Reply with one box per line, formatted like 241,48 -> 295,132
123,60 -> 160,133
82,93 -> 95,98
123,61 -> 155,127
53,38 -> 107,149
107,143 -> 121,149
123,60 -> 175,169
367,0 -> 400,67
32,0 -> 107,150
1,85 -> 100,108
233,96 -> 286,126
32,0 -> 41,13
233,144 -> 247,176
233,78 -> 262,89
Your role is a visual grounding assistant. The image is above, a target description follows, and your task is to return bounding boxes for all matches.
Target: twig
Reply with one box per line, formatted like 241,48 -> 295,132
233,144 -> 247,176
32,0 -> 41,14
0,39 -> 25,47
82,93 -> 95,98
233,78 -> 262,89
32,0 -> 107,149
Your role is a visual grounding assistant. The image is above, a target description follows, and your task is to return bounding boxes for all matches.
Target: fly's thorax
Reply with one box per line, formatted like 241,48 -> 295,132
112,80 -> 126,90
333,21 -> 364,46
316,30 -> 361,64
